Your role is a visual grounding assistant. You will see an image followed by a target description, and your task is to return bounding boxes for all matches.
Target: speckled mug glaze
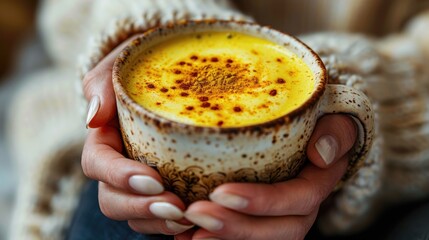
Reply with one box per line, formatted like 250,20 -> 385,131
112,20 -> 375,204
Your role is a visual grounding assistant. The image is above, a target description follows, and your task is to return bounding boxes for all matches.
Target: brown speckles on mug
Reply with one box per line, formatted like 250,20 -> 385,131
112,20 -> 375,204
272,135 -> 277,144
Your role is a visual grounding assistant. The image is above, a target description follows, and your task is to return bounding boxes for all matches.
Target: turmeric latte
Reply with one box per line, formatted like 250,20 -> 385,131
123,32 -> 315,127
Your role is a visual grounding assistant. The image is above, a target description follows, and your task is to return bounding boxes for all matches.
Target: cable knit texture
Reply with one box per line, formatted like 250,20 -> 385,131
7,1 -> 429,239
301,33 -> 385,234
7,69 -> 87,240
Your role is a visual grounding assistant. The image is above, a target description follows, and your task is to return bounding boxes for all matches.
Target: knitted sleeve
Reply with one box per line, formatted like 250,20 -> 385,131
77,0 -> 253,80
300,33 -> 385,234
300,15 -> 429,232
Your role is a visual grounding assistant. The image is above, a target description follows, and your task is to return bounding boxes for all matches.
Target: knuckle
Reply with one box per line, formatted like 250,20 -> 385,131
81,144 -> 104,181
82,71 -> 97,98
291,227 -> 308,240
103,161 -> 118,185
127,198 -> 149,218
235,230 -> 251,240
103,157 -> 129,188
293,215 -> 318,240
81,147 -> 94,179
98,202 -> 113,219
80,154 -> 89,177
301,182 -> 323,215
339,114 -> 356,131
233,222 -> 254,240
82,65 -> 112,99
303,196 -> 319,215
258,186 -> 286,214
261,200 -> 280,214
128,221 -> 143,233
98,192 -> 115,220
337,115 -> 358,148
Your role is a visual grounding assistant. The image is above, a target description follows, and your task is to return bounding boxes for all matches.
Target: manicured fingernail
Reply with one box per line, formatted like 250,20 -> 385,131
129,175 -> 164,195
165,220 -> 194,233
184,212 -> 223,232
209,192 -> 248,210
86,95 -> 100,128
315,135 -> 338,165
150,202 -> 184,220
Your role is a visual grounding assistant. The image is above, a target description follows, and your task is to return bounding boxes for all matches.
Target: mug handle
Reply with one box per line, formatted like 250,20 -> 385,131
319,84 -> 375,182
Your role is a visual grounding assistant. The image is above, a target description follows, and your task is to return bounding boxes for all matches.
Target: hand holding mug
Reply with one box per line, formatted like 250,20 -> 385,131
82,20 -> 373,238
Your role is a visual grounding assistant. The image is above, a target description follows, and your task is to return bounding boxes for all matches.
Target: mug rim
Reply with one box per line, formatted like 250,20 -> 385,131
112,20 -> 327,134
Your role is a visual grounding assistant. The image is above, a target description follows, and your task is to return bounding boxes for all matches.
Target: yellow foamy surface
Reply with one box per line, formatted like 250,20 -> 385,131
123,32 -> 314,127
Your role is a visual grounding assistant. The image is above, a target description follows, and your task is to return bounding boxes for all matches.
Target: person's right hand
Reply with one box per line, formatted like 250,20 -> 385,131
81,37 -> 194,236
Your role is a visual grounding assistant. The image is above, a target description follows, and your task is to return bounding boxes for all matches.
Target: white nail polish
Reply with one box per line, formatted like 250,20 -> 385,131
150,202 -> 184,220
315,135 -> 338,165
86,95 -> 100,128
165,220 -> 194,233
209,192 -> 248,210
128,175 -> 164,195
184,212 -> 223,232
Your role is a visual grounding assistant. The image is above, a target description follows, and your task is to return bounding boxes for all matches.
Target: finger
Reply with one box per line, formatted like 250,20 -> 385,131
185,201 -> 318,240
82,125 -> 164,195
174,229 -> 197,240
128,219 -> 194,236
98,182 -> 186,221
83,36 -> 139,128
209,156 -> 347,216
307,114 -> 357,167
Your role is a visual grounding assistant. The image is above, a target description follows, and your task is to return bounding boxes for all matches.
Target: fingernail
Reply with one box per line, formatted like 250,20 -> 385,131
129,175 -> 164,195
86,96 -> 100,128
165,220 -> 194,233
209,192 -> 248,210
315,135 -> 338,165
150,202 -> 184,220
184,212 -> 223,232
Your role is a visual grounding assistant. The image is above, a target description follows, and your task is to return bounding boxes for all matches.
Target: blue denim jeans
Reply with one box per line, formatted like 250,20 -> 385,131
66,180 -> 173,240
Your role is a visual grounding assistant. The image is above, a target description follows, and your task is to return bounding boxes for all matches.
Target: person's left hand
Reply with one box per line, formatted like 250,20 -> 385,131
176,114 -> 357,240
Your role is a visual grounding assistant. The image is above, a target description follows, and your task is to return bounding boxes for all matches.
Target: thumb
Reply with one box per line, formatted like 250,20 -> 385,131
83,36 -> 138,128
306,114 -> 357,168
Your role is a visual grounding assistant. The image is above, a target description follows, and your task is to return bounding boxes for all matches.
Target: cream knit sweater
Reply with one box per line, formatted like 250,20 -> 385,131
7,0 -> 429,239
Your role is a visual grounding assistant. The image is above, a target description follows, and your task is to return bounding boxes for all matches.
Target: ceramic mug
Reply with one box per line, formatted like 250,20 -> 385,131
112,20 -> 374,205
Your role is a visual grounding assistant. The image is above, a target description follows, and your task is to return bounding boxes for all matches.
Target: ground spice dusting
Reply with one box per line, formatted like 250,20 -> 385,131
199,96 -> 209,102
201,102 -> 211,108
269,89 -> 278,96
176,60 -> 256,96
